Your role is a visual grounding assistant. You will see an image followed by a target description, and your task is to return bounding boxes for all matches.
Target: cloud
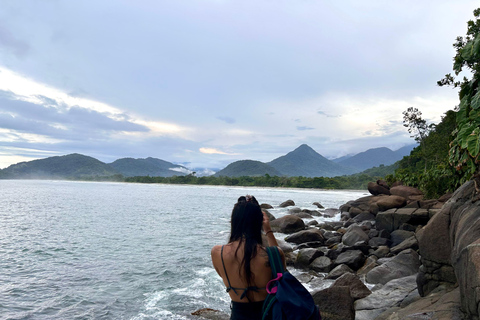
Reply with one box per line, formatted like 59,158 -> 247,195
297,126 -> 315,131
216,116 -> 236,124
317,110 -> 340,118
199,147 -> 239,155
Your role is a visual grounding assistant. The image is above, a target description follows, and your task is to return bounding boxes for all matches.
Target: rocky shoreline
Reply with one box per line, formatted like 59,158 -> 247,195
194,179 -> 480,320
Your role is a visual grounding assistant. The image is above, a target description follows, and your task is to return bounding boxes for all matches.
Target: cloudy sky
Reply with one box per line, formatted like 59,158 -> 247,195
0,1 -> 477,170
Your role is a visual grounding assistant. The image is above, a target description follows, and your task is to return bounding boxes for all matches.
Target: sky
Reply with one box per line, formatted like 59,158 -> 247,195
0,1 -> 478,171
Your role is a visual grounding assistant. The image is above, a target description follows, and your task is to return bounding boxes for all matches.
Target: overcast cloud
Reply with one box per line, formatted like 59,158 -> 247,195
0,1 -> 477,170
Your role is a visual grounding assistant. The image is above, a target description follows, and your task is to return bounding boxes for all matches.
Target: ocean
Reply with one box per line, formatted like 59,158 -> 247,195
0,180 -> 367,319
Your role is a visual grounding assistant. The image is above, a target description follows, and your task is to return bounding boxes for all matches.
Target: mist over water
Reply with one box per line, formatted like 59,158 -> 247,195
0,180 -> 367,319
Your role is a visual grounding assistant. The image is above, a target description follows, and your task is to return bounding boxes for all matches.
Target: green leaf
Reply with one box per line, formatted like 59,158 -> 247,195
472,90 -> 480,110
467,133 -> 480,157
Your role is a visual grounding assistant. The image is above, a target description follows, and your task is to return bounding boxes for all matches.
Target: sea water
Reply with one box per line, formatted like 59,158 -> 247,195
0,180 -> 367,319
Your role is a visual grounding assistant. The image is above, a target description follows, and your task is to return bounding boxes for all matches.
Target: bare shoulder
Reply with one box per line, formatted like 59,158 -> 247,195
211,245 -> 222,258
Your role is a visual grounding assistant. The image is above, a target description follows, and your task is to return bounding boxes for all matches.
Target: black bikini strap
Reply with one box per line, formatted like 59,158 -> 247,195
221,245 -> 238,295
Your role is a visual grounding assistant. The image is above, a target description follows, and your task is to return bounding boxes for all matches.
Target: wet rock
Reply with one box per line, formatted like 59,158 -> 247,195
366,249 -> 420,285
302,208 -> 322,216
326,264 -> 354,280
310,256 -> 333,273
262,209 -> 276,221
270,215 -> 305,234
284,229 -> 324,245
332,272 -> 372,300
313,286 -> 355,320
260,203 -> 273,209
354,275 -> 418,320
288,207 -> 302,214
323,208 -> 339,217
342,225 -> 369,246
191,308 -> 229,320
279,199 -> 295,207
334,250 -> 366,271
313,202 -> 324,209
295,248 -> 324,269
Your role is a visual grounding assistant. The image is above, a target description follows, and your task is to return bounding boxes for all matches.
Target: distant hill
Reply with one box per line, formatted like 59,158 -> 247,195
394,144 -> 417,158
109,157 -> 190,177
337,147 -> 403,172
0,153 -> 119,179
214,160 -> 282,177
267,144 -> 355,177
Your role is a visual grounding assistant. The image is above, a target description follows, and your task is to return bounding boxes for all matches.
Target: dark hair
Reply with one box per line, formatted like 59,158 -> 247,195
229,195 -> 263,297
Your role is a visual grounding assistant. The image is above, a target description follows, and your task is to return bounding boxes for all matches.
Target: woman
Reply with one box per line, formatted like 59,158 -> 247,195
211,195 -> 285,320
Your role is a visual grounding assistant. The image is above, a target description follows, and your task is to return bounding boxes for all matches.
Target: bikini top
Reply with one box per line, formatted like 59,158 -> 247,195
221,245 -> 266,301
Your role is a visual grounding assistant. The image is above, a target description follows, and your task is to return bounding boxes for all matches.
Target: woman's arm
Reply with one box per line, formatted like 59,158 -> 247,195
262,210 -> 278,247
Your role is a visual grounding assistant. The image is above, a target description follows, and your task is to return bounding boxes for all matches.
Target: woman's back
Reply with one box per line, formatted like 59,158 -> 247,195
211,241 -> 274,302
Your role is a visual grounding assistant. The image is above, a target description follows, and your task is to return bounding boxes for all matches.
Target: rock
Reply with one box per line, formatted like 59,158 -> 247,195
376,195 -> 407,211
354,275 -> 418,320
376,208 -> 416,233
325,236 -> 342,246
366,249 -> 421,285
368,181 -> 391,196
369,237 -> 390,248
262,209 -> 276,221
374,286 -> 463,320
334,250 -> 366,271
313,286 -> 355,320
390,236 -> 418,254
342,225 -> 369,246
276,238 -> 294,253
285,229 -> 324,245
357,255 -> 379,276
326,264 -> 354,280
390,230 -> 415,247
294,248 -> 324,269
390,185 -> 423,201
323,208 -> 339,217
437,192 -> 453,202
302,208 -> 322,216
279,199 -> 295,207
296,241 -> 325,249
310,256 -> 333,273
307,220 -> 319,226
371,246 -> 390,258
287,207 -> 301,214
313,202 -> 324,209
353,212 -> 375,223
332,272 -> 372,300
260,203 -> 273,209
289,211 -> 314,219
191,308 -> 229,320
270,215 -> 305,234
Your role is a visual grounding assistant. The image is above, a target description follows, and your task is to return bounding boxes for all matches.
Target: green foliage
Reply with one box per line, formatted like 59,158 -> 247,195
438,8 -> 480,183
124,171 -> 387,190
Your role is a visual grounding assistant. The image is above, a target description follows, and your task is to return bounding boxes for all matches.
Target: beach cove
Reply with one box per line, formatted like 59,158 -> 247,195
0,180 -> 366,319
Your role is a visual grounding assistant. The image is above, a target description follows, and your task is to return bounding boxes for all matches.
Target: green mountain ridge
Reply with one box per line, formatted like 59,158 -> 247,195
109,157 -> 189,177
213,160 -> 282,177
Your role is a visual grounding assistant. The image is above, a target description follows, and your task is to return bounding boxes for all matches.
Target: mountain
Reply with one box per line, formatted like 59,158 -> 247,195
394,144 -> 417,158
267,144 -> 355,177
337,147 -> 404,172
109,157 -> 190,177
214,160 -> 282,177
0,153 -> 119,179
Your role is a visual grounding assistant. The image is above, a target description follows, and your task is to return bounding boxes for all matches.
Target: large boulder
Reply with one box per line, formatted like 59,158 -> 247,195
390,185 -> 423,201
310,256 -> 333,272
376,208 -> 417,233
342,225 -> 369,246
354,275 -> 419,320
313,286 -> 355,320
332,273 -> 371,300
279,199 -> 295,207
294,248 -> 324,269
326,264 -> 354,280
284,229 -> 324,244
390,230 -> 415,247
366,249 -> 420,285
270,215 -> 305,233
368,181 -> 391,196
334,250 -> 366,271
376,195 -> 407,211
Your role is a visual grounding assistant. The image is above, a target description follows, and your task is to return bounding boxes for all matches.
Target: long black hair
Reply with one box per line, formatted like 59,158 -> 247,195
229,195 -> 263,292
